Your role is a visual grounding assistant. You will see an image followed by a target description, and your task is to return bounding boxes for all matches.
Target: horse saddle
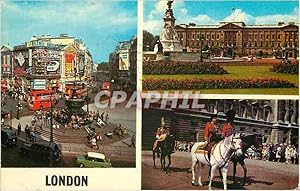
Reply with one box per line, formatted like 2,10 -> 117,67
194,142 -> 216,154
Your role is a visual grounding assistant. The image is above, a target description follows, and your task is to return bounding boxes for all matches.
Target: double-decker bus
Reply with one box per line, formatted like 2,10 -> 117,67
28,89 -> 55,110
102,81 -> 111,91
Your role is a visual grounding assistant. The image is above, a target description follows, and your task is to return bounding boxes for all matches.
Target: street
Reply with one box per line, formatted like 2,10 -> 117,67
142,151 -> 299,190
2,97 -> 136,168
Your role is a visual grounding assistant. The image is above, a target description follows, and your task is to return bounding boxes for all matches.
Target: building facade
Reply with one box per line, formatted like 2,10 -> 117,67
1,34 -> 93,93
142,99 -> 298,149
109,35 -> 137,90
175,22 -> 299,58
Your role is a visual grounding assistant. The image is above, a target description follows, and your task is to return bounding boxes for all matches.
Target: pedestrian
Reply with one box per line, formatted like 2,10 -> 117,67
31,131 -> 35,142
276,145 -> 282,162
101,112 -> 104,121
105,114 -> 109,124
17,123 -> 21,136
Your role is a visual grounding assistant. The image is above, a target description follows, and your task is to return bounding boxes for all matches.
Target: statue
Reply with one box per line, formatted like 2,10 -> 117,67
161,23 -> 179,41
167,1 -> 173,9
159,0 -> 183,52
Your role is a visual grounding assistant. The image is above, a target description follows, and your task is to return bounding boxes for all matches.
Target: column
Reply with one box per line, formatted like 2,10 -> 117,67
290,100 -> 297,124
286,129 -> 292,145
270,123 -> 284,144
242,107 -> 247,118
255,109 -> 259,120
284,100 -> 290,123
273,99 -> 278,122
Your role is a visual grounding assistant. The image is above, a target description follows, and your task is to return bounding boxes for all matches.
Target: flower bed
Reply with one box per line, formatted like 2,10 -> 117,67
143,60 -> 228,75
143,78 -> 296,90
271,61 -> 299,74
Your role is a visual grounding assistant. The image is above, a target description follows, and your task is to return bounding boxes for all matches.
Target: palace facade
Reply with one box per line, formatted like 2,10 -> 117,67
142,99 -> 298,149
175,22 -> 299,58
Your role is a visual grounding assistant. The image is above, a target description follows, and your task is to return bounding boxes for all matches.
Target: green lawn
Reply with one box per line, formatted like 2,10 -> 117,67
143,66 -> 299,95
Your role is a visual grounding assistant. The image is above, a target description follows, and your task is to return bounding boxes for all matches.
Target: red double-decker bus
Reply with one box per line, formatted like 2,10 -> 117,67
28,90 -> 55,110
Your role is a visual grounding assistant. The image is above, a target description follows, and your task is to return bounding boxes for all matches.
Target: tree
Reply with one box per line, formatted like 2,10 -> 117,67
143,30 -> 155,51
97,62 -> 109,71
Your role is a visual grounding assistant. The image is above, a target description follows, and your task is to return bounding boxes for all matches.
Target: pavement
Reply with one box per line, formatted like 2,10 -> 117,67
3,99 -> 136,162
142,150 -> 299,190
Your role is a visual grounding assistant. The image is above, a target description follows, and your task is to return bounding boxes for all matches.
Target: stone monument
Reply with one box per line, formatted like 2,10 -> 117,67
160,0 -> 183,53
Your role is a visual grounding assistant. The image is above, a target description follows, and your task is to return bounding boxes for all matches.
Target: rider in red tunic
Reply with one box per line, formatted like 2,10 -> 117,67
204,114 -> 219,144
222,110 -> 235,138
153,117 -> 170,150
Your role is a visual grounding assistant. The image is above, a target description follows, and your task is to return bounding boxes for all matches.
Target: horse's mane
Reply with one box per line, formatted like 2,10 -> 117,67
241,134 -> 261,152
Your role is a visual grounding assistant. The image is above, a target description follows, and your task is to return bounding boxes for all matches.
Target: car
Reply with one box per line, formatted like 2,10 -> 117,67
1,110 -> 10,118
76,152 -> 112,168
1,128 -> 17,146
20,141 -> 62,164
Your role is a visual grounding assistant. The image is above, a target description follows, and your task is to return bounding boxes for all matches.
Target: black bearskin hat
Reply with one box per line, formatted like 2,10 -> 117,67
226,110 -> 235,122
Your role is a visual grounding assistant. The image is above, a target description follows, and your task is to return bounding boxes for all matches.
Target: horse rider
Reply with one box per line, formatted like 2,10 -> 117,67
204,114 -> 221,152
153,117 -> 170,151
221,110 -> 235,138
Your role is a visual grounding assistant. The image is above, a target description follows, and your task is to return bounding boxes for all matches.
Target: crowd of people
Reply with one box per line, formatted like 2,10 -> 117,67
174,141 -> 194,152
248,143 -> 298,164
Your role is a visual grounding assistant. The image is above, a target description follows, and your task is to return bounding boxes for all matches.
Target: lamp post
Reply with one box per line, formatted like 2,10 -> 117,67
199,35 -> 205,62
232,44 -> 235,59
16,88 -> 22,120
49,94 -> 54,167
85,82 -> 89,114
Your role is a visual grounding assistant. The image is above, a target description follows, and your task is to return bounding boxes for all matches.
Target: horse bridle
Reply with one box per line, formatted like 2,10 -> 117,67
217,135 -> 241,164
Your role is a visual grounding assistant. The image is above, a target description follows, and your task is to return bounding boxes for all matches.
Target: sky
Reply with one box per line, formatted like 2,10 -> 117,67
1,0 -> 137,63
144,0 -> 299,35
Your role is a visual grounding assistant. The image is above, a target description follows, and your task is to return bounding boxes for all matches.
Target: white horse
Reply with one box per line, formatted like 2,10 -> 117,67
191,133 -> 243,190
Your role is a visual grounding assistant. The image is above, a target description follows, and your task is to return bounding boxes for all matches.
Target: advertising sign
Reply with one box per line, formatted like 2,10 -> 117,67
119,54 -> 129,70
65,53 -> 74,74
33,79 -> 46,90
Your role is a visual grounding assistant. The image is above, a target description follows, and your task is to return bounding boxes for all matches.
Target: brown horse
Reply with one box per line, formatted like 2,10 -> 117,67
152,135 -> 175,173
231,133 -> 263,185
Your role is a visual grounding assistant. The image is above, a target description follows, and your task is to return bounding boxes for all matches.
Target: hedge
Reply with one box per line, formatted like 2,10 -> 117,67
143,78 -> 296,90
143,60 -> 228,75
271,61 -> 299,74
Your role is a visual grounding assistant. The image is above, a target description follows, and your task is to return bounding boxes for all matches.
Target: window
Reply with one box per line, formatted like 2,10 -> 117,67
264,130 -> 268,134
240,127 -> 245,131
217,34 -> 219,39
278,34 -> 281,40
96,158 -> 104,163
272,34 -> 275,39
253,129 -> 257,132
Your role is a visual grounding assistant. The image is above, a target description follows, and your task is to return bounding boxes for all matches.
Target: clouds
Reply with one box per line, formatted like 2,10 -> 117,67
255,7 -> 299,25
222,9 -> 255,24
144,1 -> 299,35
1,1 -> 137,62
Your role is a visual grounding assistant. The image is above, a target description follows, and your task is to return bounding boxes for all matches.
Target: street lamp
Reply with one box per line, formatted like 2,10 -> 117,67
49,94 -> 54,167
199,35 -> 205,62
84,82 -> 89,113
16,88 -> 23,120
